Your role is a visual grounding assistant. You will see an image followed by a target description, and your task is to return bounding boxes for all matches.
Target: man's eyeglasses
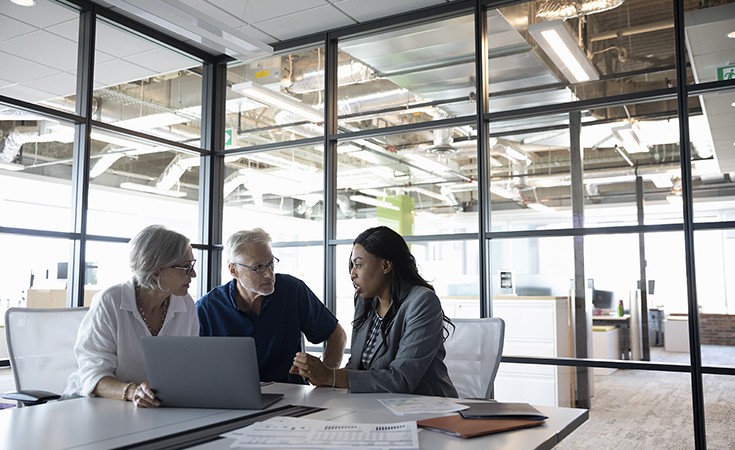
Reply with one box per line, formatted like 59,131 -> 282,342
170,260 -> 197,276
235,257 -> 279,275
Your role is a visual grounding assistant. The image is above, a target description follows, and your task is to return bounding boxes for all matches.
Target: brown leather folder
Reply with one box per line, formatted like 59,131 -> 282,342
417,413 -> 544,438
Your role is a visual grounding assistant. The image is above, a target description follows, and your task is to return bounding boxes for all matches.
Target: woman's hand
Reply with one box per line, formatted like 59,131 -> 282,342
291,352 -> 332,386
132,382 -> 160,408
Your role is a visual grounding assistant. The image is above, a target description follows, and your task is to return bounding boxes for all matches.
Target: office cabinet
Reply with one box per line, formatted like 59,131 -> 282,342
493,297 -> 573,407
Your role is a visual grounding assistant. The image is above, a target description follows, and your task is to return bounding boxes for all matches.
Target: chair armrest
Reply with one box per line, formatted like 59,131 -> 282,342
2,390 -> 61,406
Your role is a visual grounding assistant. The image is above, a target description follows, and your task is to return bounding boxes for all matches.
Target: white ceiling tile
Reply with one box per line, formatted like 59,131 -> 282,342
256,5 -> 355,41
45,18 -> 80,42
95,49 -> 118,65
96,21 -> 160,59
24,72 -> 77,97
177,0 -> 244,29
94,59 -> 160,88
0,13 -> 37,43
1,0 -> 78,29
217,0 -> 327,24
2,30 -> 78,73
125,48 -> 200,74
0,77 -> 13,89
0,83 -> 57,104
336,0 -> 445,22
0,50 -> 61,83
235,24 -> 276,45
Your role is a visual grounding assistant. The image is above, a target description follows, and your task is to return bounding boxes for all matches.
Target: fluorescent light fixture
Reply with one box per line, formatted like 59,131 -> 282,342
489,186 -> 516,199
359,188 -> 389,198
403,153 -> 450,174
242,204 -> 290,215
649,174 -> 674,189
728,31 -> 735,39
0,161 -> 25,171
112,113 -> 189,131
666,195 -> 683,206
120,182 -> 186,198
231,81 -> 323,123
527,202 -> 555,212
411,187 -> 446,202
528,20 -> 599,83
612,124 -> 649,153
10,0 -> 36,6
350,195 -> 400,211
90,154 -> 124,179
615,146 -> 635,167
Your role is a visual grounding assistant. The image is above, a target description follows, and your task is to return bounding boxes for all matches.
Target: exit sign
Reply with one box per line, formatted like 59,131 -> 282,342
717,64 -> 735,81
225,129 -> 233,147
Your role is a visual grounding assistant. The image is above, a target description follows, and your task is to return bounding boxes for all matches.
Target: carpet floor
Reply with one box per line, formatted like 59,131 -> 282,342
554,346 -> 735,449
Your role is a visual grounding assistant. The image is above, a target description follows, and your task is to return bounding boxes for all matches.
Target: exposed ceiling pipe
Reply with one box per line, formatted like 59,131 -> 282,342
1,125 -> 61,163
522,162 -> 683,188
287,57 -> 374,94
89,144 -> 124,178
156,154 -> 200,190
589,20 -> 674,42
337,193 -> 357,218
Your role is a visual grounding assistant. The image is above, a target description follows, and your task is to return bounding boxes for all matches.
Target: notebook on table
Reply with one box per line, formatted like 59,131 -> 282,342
141,336 -> 283,409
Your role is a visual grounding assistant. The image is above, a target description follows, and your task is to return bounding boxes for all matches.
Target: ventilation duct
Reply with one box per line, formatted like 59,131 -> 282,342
536,0 -> 625,20
287,58 -> 374,94
156,154 -> 200,190
337,193 -> 357,218
426,129 -> 459,155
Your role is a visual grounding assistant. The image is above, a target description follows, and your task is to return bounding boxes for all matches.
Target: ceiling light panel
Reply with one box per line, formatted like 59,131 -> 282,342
528,20 -> 599,84
612,124 -> 649,153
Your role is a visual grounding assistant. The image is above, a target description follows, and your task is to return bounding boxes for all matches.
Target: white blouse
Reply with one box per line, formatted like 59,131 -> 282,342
63,278 -> 199,398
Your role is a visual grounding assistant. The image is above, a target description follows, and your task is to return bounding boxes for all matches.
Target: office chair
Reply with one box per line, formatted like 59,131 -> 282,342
443,317 -> 505,399
2,307 -> 89,407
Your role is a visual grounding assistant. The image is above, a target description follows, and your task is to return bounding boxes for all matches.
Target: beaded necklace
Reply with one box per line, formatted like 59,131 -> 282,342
135,284 -> 170,336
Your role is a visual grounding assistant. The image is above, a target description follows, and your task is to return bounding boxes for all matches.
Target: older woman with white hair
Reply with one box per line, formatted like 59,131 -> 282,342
63,225 -> 199,408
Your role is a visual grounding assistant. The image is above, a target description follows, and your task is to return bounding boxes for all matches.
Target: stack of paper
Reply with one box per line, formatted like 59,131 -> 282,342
225,417 -> 419,449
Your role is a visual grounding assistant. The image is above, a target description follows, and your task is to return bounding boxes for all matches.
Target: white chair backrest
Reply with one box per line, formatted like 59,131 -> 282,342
5,307 -> 89,395
443,317 -> 505,399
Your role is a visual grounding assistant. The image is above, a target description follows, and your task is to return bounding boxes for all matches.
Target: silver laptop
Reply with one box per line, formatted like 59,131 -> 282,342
141,336 -> 283,409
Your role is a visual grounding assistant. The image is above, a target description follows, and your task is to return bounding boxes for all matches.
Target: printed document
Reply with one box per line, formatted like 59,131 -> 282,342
378,397 -> 470,415
228,416 -> 418,449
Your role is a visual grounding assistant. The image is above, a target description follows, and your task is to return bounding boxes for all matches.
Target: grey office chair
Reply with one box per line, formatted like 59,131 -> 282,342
443,317 -> 505,399
2,307 -> 89,406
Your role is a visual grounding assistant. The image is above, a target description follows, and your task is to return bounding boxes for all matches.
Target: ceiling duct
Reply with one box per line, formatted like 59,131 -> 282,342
426,129 -> 459,155
156,154 -> 200,190
536,0 -> 626,20
286,56 -> 374,94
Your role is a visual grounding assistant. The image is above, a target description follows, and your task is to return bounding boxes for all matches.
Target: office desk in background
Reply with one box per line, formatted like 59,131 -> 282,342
593,314 -> 631,360
0,383 -> 588,450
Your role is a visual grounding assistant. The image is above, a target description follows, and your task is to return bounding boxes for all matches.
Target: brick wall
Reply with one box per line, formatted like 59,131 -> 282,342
699,314 -> 735,346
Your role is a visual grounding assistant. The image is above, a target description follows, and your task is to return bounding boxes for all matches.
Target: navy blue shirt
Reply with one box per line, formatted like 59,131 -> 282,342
196,274 -> 338,384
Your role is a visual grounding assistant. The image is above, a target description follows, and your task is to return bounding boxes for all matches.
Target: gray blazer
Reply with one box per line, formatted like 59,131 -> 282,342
345,282 -> 457,397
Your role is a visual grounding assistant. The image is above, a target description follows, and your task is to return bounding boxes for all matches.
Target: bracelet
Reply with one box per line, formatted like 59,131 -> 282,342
332,367 -> 336,388
122,382 -> 135,402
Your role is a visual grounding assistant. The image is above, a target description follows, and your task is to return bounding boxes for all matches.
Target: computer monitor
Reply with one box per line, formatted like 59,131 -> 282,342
592,289 -> 615,310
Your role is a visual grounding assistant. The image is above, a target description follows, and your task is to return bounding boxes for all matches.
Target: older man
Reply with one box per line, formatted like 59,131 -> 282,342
196,228 -> 346,384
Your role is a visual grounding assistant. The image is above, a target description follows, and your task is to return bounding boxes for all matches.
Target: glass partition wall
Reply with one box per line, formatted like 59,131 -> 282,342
0,0 -> 212,310
1,0 -> 734,447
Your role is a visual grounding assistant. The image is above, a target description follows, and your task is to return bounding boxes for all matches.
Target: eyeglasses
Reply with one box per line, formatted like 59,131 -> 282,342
236,257 -> 279,275
170,260 -> 197,276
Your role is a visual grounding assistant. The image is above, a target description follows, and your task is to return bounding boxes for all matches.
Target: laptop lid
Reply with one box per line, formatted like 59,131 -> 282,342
141,336 -> 283,409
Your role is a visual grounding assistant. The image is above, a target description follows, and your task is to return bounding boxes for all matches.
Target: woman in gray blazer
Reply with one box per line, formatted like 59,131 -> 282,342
291,226 -> 457,397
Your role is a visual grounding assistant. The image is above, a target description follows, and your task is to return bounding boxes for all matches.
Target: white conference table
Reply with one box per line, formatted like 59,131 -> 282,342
0,383 -> 587,450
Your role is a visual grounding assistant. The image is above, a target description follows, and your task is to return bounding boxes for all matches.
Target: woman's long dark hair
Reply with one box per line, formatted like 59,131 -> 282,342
350,226 -> 453,340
